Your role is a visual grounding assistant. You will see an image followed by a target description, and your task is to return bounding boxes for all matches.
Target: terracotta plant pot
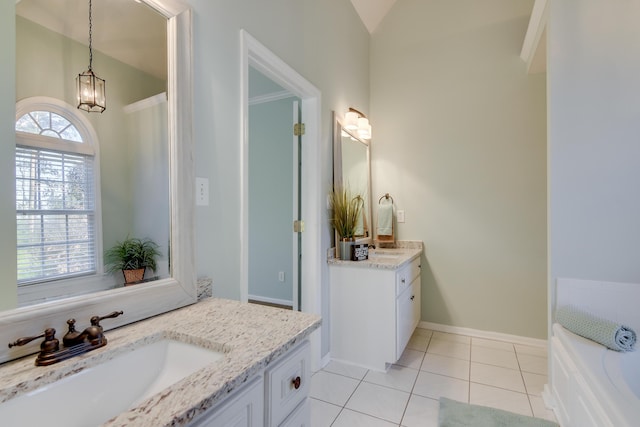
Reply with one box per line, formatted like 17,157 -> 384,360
123,268 -> 145,285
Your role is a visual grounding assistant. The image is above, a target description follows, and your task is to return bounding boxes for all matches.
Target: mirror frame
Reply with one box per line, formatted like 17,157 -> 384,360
0,0 -> 194,364
332,111 -> 373,245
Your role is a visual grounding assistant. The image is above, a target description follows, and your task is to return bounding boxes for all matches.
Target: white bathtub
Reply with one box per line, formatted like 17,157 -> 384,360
549,323 -> 640,427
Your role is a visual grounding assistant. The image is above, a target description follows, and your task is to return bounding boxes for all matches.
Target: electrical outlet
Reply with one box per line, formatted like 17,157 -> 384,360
196,177 -> 209,206
397,210 -> 405,223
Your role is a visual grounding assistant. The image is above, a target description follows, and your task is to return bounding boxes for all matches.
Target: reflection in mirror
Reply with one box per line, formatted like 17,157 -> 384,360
0,0 -> 194,365
333,111 -> 372,243
13,0 -> 169,307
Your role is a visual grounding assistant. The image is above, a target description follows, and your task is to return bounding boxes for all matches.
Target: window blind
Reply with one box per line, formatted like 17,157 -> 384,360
16,146 -> 96,284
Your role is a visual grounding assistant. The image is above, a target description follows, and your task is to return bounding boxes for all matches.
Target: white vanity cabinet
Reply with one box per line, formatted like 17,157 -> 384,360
190,340 -> 311,427
329,256 -> 421,371
190,376 -> 264,427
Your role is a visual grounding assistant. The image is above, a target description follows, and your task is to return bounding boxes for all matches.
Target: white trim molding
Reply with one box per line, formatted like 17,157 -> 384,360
419,321 -> 548,348
240,29 -> 323,371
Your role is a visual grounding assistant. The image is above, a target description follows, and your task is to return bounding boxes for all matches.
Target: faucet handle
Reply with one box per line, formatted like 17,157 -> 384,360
9,328 -> 59,355
90,310 -> 124,326
9,331 -> 46,348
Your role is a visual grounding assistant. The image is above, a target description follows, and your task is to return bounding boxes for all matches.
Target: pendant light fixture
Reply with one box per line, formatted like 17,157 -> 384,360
77,0 -> 106,113
345,108 -> 372,140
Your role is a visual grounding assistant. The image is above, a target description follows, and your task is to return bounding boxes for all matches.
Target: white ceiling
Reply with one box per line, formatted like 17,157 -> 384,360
16,0 -> 167,80
350,0 -> 398,33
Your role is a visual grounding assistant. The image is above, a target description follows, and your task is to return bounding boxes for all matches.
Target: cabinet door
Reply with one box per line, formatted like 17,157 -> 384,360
410,277 -> 421,330
396,285 -> 414,358
190,376 -> 264,427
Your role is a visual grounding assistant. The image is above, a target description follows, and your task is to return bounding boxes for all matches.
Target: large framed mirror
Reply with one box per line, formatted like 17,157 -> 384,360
0,0 -> 194,364
332,111 -> 372,246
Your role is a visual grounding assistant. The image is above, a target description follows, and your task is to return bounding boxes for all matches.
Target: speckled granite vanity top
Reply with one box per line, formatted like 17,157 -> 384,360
0,298 -> 321,426
328,241 -> 422,269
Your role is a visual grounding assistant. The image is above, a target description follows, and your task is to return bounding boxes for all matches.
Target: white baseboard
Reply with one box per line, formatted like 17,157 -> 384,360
419,321 -> 548,348
317,352 -> 331,372
248,294 -> 293,307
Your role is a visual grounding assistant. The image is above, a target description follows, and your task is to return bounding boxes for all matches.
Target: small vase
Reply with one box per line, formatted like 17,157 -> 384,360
339,238 -> 354,261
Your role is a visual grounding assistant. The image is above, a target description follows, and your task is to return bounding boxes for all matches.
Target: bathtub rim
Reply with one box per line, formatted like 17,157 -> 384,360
552,323 -> 639,427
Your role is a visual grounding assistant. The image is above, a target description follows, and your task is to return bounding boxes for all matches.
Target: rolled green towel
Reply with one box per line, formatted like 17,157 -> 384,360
556,305 -> 636,352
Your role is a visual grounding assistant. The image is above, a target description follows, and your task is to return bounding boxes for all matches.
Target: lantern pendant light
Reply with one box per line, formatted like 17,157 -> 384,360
77,0 -> 106,113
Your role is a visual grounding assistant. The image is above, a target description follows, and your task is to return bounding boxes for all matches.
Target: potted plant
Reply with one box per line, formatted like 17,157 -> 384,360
330,186 -> 363,260
104,237 -> 161,285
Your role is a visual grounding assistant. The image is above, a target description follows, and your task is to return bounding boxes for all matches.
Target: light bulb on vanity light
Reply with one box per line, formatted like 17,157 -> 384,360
344,110 -> 359,131
357,117 -> 371,140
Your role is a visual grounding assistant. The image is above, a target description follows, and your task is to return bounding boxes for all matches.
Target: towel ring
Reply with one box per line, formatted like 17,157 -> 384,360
378,193 -> 394,204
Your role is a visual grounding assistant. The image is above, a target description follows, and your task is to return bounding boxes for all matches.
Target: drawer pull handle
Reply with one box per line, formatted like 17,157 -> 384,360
292,376 -> 301,390
401,278 -> 406,283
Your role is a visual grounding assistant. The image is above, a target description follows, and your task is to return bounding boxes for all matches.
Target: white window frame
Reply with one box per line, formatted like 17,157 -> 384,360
15,97 -> 107,306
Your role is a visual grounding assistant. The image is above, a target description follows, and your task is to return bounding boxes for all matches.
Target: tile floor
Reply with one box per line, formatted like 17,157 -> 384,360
310,328 -> 558,427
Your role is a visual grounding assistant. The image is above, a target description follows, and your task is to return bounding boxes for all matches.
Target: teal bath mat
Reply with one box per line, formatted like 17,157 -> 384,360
439,398 -> 559,427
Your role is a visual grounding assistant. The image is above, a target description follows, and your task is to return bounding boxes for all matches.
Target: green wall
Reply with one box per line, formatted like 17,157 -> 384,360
371,0 -> 548,338
0,1 -> 17,310
248,98 -> 296,304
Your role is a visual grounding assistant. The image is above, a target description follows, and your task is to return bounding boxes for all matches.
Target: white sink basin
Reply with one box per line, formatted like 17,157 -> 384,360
0,338 -> 225,427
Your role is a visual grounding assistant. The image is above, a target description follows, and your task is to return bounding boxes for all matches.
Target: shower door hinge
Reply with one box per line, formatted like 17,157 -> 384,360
293,123 -> 305,136
293,220 -> 305,233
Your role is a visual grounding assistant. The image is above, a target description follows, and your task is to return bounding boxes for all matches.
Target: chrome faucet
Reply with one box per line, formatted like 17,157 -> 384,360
8,311 -> 123,366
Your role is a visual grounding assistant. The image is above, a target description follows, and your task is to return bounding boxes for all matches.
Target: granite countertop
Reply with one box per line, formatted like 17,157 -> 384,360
0,298 -> 321,426
328,241 -> 423,270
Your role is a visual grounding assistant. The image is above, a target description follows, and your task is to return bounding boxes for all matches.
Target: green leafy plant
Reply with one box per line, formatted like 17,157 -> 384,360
329,186 -> 363,240
104,237 -> 161,274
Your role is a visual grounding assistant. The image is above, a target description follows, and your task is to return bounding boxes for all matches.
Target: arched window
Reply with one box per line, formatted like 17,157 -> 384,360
15,97 -> 102,287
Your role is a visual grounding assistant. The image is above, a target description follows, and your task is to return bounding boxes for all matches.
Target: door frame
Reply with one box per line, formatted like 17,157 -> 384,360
240,30 -> 322,370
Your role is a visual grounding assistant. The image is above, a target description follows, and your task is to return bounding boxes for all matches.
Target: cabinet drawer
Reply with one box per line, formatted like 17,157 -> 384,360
396,257 -> 421,295
265,340 -> 310,427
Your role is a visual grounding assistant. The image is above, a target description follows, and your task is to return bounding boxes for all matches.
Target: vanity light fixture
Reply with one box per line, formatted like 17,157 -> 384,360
345,108 -> 372,140
76,0 -> 106,113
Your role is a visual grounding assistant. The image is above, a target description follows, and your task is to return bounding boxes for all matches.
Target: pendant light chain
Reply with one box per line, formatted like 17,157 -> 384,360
88,0 -> 93,71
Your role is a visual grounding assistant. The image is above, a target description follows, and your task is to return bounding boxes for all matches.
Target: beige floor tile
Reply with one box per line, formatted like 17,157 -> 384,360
420,353 -> 470,380
469,382 -> 532,417
470,362 -> 526,393
412,371 -> 469,402
309,398 -> 341,427
396,348 -> 425,370
332,408 -> 399,427
364,364 -> 419,392
529,395 -> 558,422
427,338 -> 471,360
323,360 -> 369,380
345,382 -> 410,424
401,394 -> 440,427
518,353 -> 548,375
310,370 -> 360,406
522,371 -> 547,396
432,331 -> 471,344
472,337 -> 515,352
471,345 -> 519,370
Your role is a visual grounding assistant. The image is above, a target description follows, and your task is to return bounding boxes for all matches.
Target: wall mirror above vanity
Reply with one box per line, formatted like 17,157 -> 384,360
332,110 -> 373,245
0,0 -> 194,364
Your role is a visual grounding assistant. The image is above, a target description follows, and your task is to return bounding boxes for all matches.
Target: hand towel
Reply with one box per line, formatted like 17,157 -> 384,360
555,305 -> 636,352
377,199 -> 393,237
354,197 -> 364,236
